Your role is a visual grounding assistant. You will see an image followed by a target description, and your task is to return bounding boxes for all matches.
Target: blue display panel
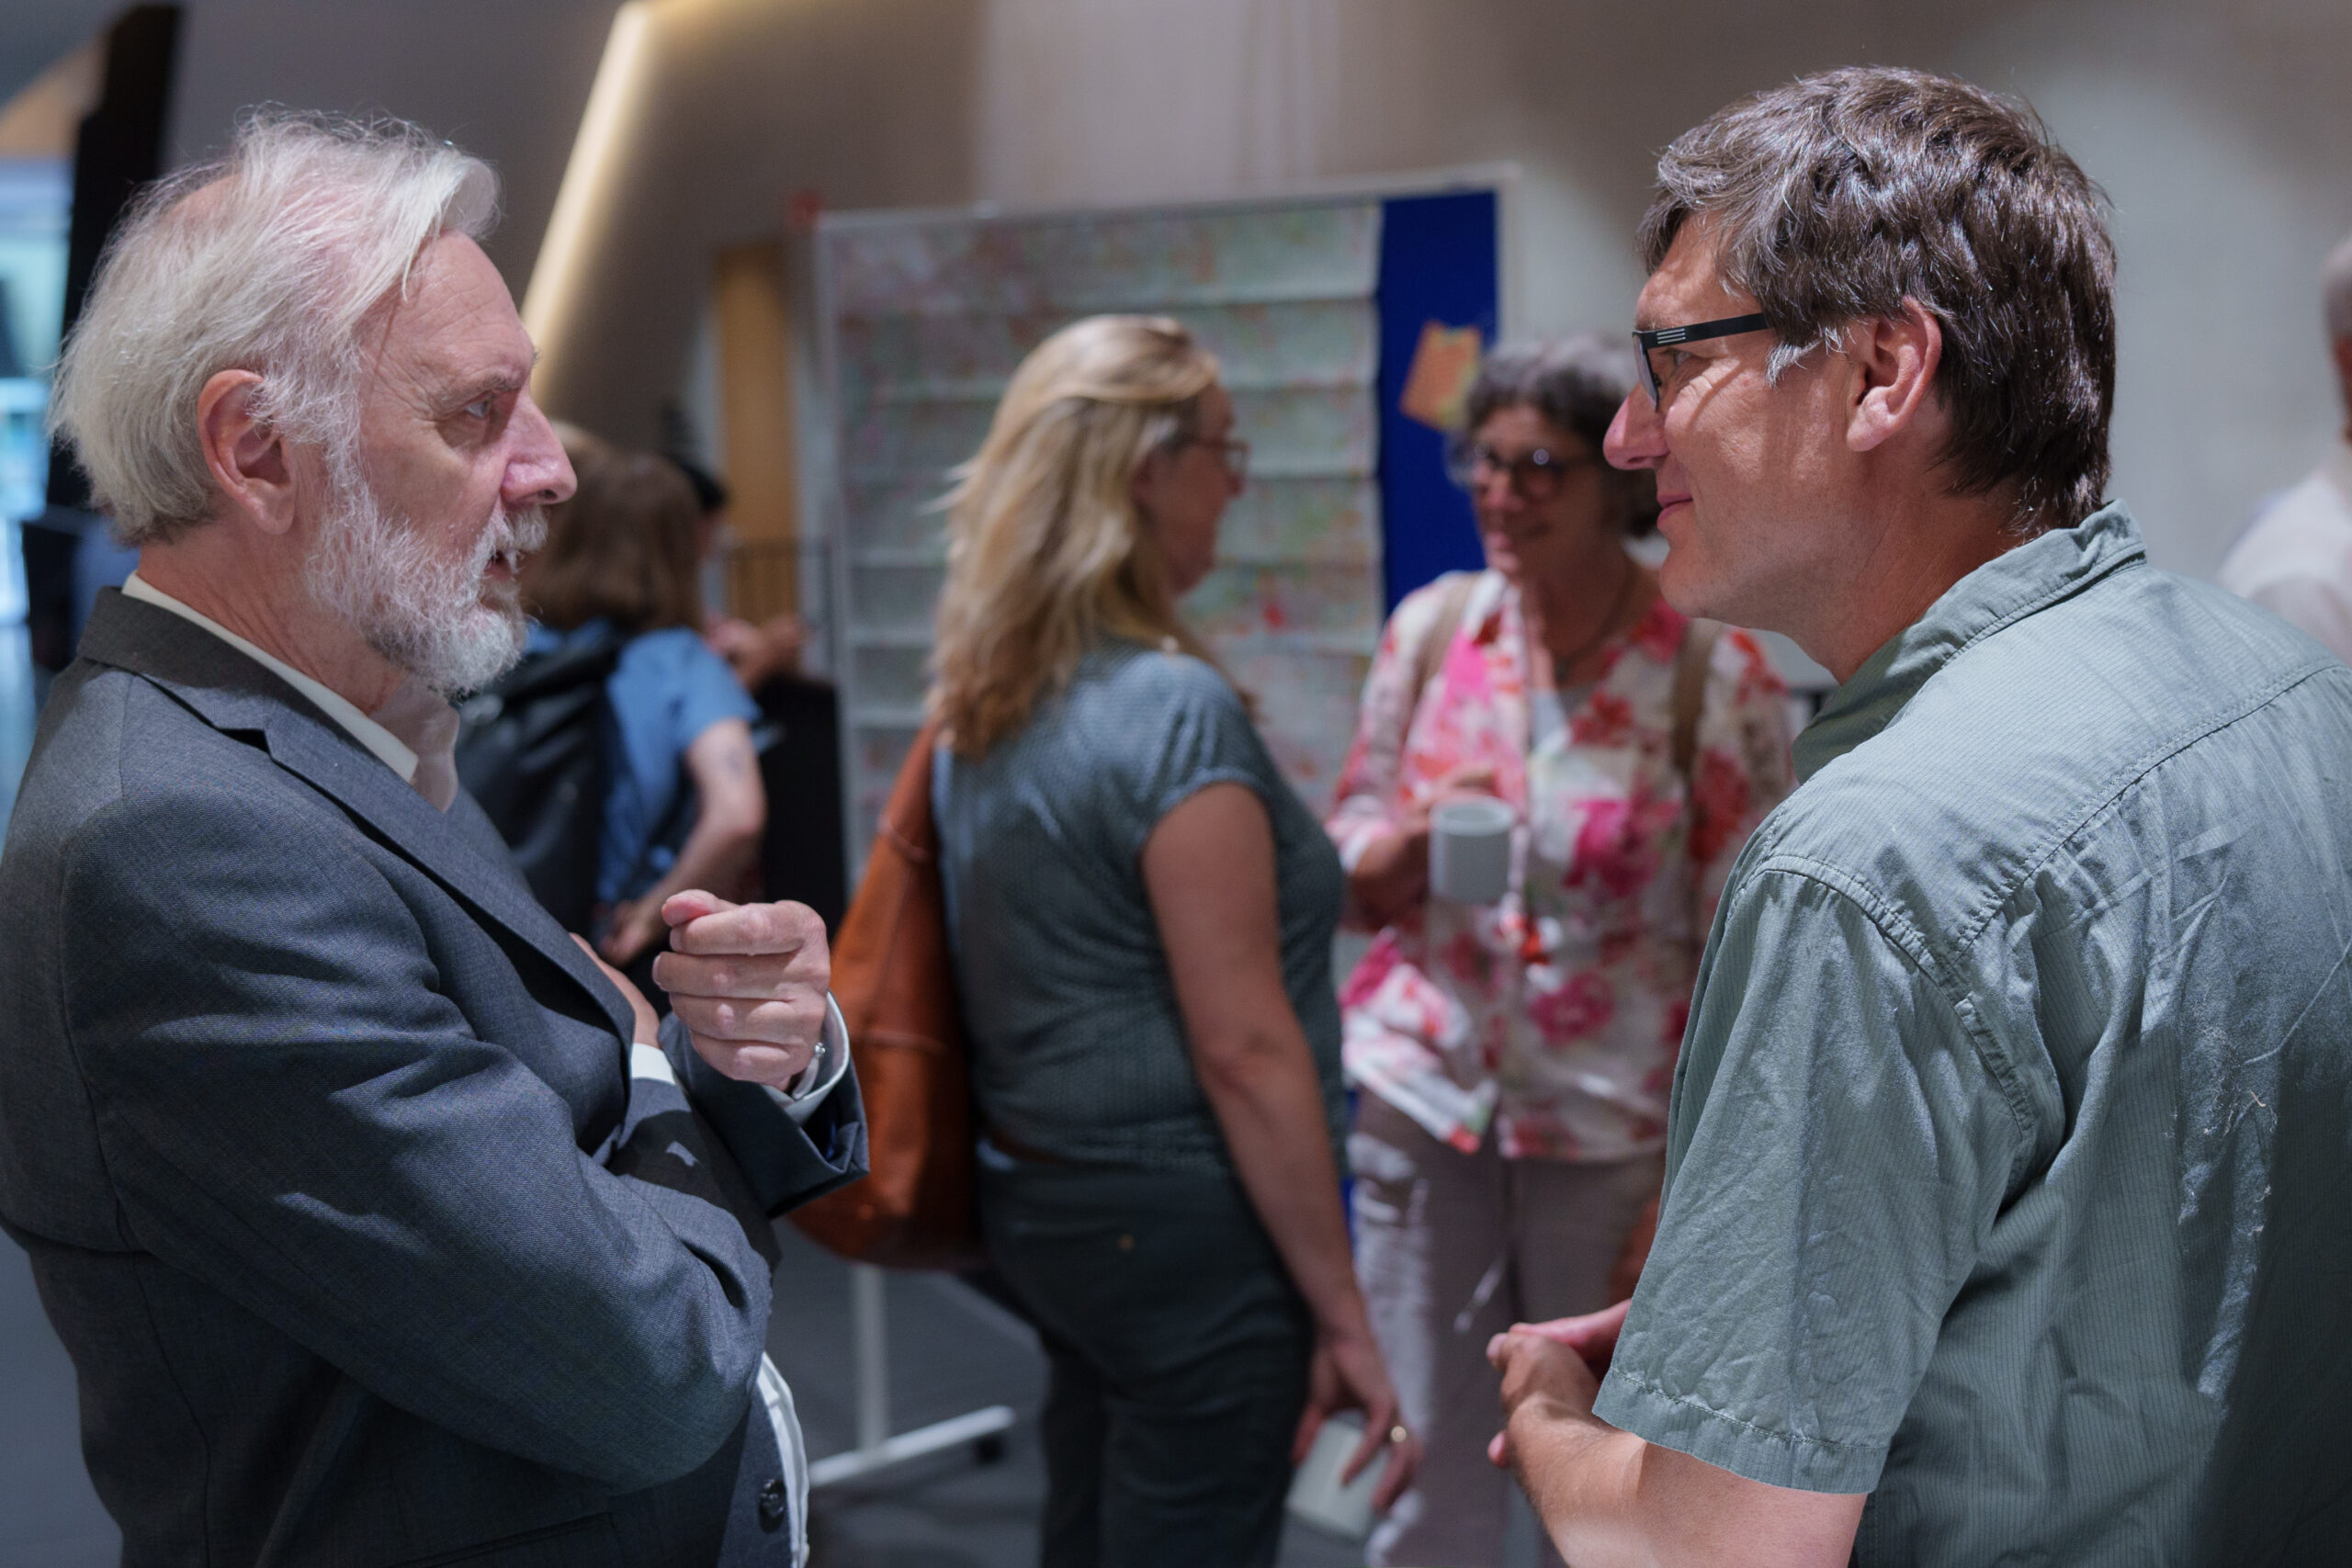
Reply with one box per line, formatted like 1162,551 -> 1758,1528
1374,189 -> 1498,611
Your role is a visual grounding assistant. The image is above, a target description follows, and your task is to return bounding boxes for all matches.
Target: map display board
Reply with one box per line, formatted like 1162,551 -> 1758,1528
817,197 -> 1388,863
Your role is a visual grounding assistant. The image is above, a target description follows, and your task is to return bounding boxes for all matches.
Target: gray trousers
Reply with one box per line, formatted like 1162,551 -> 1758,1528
980,1156 -> 1311,1568
1350,1096 -> 1664,1568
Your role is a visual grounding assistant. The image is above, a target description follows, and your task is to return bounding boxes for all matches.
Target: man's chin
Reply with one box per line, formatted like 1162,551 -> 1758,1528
460,611 -> 530,689
1654,546 -> 1716,619
382,607 -> 529,697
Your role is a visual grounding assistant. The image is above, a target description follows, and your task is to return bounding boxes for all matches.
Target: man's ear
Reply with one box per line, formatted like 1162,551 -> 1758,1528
2331,337 -> 2352,415
1845,299 -> 1944,455
196,369 -> 300,536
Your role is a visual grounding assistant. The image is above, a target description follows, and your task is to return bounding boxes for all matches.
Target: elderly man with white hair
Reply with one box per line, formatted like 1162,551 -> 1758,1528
0,114 -> 864,1566
2218,230 -> 2352,660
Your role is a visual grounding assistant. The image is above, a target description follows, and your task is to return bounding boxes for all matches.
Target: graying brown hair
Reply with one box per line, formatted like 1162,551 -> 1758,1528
1639,66 -> 2115,530
51,110 -> 497,546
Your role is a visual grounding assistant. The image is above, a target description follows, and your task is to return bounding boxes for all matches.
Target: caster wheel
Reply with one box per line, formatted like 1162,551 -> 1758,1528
974,1433 -> 1008,1466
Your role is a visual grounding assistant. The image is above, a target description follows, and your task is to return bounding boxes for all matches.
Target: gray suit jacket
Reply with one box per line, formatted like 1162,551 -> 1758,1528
0,591 -> 866,1566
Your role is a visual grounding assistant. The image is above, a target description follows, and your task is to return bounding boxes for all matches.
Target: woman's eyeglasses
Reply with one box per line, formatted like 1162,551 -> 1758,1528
1188,435 -> 1250,483
1446,443 -> 1597,499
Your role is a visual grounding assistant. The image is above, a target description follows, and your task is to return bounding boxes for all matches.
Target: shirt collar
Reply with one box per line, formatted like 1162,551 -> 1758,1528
121,572 -> 423,789
1792,502 -> 2149,783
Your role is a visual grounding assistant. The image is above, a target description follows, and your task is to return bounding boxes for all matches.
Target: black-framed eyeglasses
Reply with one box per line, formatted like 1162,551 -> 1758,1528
1188,434 -> 1250,483
1632,312 -> 1772,408
1446,442 -> 1597,499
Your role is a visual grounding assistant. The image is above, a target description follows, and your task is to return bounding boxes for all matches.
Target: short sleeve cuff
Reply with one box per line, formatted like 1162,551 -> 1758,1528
1592,1362 -> 1888,1496
683,685 -> 762,740
672,634 -> 763,744
1325,801 -> 1394,874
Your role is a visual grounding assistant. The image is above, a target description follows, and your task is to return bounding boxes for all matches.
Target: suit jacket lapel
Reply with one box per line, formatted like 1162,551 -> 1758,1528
76,591 -> 639,1049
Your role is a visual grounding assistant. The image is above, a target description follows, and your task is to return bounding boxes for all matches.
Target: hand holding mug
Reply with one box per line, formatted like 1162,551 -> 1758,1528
1428,795 -> 1516,904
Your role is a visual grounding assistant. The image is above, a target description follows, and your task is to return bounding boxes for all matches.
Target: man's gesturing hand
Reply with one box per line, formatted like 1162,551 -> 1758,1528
1484,1299 -> 1627,1472
1487,1321 -> 1609,1472
650,891 -> 831,1092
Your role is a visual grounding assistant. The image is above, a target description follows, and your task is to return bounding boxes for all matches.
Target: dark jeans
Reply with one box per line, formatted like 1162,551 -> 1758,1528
979,1156 -> 1311,1568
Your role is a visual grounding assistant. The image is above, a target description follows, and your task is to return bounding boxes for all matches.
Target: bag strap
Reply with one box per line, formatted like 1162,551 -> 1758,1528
834,717 -> 944,1036
879,717 -> 943,864
1407,571 -> 1481,723
1670,617 -> 1724,784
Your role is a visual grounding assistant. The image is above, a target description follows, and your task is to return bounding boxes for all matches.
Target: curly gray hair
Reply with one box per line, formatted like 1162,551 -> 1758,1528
1460,335 -> 1658,536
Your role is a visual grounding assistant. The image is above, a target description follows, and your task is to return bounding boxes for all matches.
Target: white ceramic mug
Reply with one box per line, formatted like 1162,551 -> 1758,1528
1429,795 -> 1514,905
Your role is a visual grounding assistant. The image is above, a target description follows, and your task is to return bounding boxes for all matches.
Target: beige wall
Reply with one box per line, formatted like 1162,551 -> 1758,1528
0,3 -> 119,127
166,0 -> 622,298
529,0 -> 984,444
163,0 -> 2352,578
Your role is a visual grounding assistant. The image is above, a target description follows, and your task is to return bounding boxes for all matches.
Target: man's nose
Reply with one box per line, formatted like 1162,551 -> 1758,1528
1604,390 -> 1666,471
505,394 -> 577,509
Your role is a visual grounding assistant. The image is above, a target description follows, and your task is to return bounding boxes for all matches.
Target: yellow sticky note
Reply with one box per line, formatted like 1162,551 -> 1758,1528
1398,321 -> 1484,432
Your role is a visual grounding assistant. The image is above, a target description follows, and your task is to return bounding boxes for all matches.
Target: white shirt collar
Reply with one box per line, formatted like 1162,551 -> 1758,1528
121,572 -> 422,787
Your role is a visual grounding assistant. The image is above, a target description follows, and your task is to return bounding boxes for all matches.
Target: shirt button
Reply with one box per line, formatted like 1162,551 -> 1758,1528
758,1477 -> 786,1531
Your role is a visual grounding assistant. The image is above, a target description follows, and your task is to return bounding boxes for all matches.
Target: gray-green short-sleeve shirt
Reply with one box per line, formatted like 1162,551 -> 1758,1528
1596,504 -> 2352,1563
935,640 -> 1346,1174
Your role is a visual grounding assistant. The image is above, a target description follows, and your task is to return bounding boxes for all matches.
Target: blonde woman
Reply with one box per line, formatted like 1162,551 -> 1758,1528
929,315 -> 1416,1567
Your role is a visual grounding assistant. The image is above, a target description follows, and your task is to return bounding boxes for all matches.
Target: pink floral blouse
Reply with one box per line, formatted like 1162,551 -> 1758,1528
1328,570 -> 1796,1162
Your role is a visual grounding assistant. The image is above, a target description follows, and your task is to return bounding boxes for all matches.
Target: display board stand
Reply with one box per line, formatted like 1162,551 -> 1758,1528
807,1262 -> 1016,1489
802,169 -> 1510,1499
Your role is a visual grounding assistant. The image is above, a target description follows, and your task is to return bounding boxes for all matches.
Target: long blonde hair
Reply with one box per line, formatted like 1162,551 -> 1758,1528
930,315 -> 1227,755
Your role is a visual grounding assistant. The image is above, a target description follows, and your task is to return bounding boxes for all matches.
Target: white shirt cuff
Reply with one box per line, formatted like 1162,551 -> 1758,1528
763,994 -> 850,1125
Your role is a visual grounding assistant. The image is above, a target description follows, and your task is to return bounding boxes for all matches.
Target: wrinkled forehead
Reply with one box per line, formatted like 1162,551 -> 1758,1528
366,232 -> 536,394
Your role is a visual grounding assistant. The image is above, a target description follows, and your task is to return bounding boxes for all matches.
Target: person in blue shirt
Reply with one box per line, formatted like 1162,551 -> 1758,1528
522,437 -> 764,973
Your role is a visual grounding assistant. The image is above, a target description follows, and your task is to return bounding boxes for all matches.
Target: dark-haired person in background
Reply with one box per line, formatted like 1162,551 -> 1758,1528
1484,66 -> 2352,1566
668,451 -> 849,932
1328,336 -> 1792,1568
523,437 -> 765,984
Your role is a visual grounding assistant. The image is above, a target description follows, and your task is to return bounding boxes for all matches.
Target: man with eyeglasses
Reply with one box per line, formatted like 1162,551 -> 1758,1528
1485,66 -> 2352,1567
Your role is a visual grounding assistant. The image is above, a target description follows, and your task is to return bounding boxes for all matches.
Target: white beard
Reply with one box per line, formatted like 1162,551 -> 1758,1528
305,465 -> 547,697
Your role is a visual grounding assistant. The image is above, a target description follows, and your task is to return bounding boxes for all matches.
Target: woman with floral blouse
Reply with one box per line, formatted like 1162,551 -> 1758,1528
1328,337 -> 1795,1568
